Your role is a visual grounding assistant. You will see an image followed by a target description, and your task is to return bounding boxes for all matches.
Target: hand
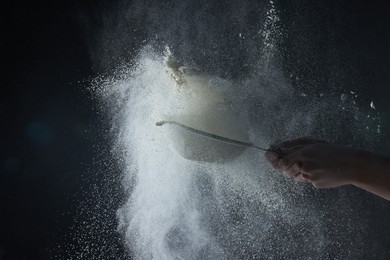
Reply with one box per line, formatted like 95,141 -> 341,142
265,138 -> 363,188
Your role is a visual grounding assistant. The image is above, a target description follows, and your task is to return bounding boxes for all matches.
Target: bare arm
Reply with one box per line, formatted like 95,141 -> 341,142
352,152 -> 390,200
265,138 -> 390,201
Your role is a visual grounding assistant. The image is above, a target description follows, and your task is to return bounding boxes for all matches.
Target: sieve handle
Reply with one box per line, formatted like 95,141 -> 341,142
156,120 -> 284,158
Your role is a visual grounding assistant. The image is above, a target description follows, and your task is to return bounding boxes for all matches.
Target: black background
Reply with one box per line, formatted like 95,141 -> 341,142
2,1 -> 123,259
2,0 -> 390,259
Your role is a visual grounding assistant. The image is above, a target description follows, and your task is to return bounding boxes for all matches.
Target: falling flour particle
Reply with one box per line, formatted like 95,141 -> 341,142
340,93 -> 347,101
370,101 -> 376,109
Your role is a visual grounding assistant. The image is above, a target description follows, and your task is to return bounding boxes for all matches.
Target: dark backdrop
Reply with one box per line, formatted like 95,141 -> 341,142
2,1 -> 126,259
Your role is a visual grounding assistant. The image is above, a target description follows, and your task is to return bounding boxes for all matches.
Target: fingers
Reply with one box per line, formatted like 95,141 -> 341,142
265,149 -> 314,184
281,162 -> 308,182
265,147 -> 303,173
281,161 -> 301,177
265,148 -> 300,172
265,138 -> 328,187
301,173 -> 310,180
266,145 -> 303,162
298,160 -> 319,175
311,181 -> 332,189
278,150 -> 301,171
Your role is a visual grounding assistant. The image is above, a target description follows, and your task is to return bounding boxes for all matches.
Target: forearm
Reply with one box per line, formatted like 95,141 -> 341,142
352,151 -> 390,201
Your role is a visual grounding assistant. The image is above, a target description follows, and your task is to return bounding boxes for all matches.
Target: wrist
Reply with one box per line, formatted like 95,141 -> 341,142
349,149 -> 373,186
350,150 -> 388,186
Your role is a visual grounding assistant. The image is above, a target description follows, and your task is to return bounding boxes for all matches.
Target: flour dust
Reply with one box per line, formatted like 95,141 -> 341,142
83,1 -> 383,259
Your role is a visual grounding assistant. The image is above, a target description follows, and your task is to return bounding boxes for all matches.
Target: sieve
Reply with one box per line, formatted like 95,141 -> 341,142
156,121 -> 283,158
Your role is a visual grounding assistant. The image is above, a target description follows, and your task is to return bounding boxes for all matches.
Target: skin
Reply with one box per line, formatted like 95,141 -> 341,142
265,138 -> 390,201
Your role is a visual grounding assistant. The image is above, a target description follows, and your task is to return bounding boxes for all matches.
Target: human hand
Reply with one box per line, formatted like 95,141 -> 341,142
265,138 -> 364,188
